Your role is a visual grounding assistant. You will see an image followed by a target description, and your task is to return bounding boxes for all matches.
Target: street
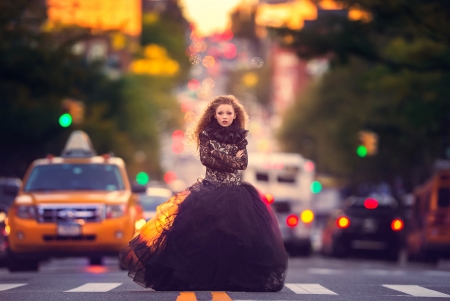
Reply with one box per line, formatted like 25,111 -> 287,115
1,256 -> 450,300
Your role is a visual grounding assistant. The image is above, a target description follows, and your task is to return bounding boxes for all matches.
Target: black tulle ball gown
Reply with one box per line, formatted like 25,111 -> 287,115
119,121 -> 288,291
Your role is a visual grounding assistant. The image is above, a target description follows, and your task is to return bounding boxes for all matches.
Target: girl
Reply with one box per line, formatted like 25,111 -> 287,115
120,95 -> 288,292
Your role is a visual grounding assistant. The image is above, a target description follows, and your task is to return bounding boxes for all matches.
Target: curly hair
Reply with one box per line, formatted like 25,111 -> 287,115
186,95 -> 249,149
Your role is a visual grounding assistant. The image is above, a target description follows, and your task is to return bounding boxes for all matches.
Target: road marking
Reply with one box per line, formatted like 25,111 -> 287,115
176,292 -> 197,301
383,285 -> 450,297
0,284 -> 27,291
211,292 -> 232,300
65,282 -> 122,292
308,268 -> 343,275
285,283 -> 338,295
363,269 -> 406,276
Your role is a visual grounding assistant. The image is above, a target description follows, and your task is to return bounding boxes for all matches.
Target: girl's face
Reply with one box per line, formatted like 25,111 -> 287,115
214,104 -> 236,127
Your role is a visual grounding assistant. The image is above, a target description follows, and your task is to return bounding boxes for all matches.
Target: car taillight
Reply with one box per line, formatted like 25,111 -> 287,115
336,216 -> 350,229
15,206 -> 36,219
391,219 -> 404,231
106,205 -> 126,219
265,193 -> 274,204
364,198 -> 378,209
300,210 -> 314,224
286,214 -> 299,227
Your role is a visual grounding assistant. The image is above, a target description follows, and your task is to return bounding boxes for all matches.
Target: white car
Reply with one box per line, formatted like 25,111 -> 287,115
139,187 -> 173,221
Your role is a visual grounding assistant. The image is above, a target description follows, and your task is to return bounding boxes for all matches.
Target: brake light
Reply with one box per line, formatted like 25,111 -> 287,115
364,198 -> 378,209
286,214 -> 299,227
300,210 -> 314,224
265,193 -> 274,204
391,219 -> 404,231
337,216 -> 350,229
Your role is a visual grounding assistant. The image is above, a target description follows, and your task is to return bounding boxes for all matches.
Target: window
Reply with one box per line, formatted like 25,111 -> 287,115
24,164 -> 124,192
256,172 -> 269,182
277,175 -> 296,183
271,201 -> 291,213
438,188 -> 450,208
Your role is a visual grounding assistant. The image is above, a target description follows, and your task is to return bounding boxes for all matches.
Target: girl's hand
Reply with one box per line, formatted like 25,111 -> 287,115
236,150 -> 244,158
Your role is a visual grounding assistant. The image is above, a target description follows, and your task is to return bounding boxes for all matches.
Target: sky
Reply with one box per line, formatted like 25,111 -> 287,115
179,0 -> 257,35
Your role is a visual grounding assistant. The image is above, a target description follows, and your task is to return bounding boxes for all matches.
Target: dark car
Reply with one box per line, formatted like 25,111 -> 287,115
0,177 -> 21,266
321,194 -> 405,260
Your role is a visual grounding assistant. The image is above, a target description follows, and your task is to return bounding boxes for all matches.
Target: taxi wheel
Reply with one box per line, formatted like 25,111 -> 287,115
89,256 -> 103,266
7,258 -> 39,272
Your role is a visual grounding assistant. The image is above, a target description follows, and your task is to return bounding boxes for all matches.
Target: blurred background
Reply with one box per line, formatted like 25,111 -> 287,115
1,0 -> 450,261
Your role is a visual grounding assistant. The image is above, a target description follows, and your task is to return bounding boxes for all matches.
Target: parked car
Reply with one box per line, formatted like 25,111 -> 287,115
0,178 -> 21,267
138,187 -> 173,221
321,194 -> 405,260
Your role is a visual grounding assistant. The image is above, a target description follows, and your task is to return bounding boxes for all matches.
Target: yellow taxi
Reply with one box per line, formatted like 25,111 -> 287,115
406,168 -> 450,264
7,131 -> 145,271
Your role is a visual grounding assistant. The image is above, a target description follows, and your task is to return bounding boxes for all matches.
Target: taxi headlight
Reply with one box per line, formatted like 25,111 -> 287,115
16,206 -> 36,219
106,204 -> 126,219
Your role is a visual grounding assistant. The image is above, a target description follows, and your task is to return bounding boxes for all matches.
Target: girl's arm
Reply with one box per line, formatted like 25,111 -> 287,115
199,133 -> 235,172
210,138 -> 248,170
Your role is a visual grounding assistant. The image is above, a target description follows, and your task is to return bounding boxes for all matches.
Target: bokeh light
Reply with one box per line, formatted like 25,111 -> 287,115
202,56 -> 215,68
286,214 -> 299,227
357,145 -> 368,157
164,171 -> 177,183
189,54 -> 202,65
187,79 -> 200,90
310,181 -> 322,194
59,113 -> 72,127
300,210 -> 314,224
202,77 -> 215,89
304,161 -> 315,172
136,172 -> 149,185
250,57 -> 264,68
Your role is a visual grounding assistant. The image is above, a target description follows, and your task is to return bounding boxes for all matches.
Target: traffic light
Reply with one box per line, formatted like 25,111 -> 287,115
310,181 -> 322,194
358,130 -> 378,156
136,172 -> 149,185
59,113 -> 72,127
61,98 -> 84,126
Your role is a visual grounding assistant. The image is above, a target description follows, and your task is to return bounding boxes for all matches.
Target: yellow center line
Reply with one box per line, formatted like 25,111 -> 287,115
176,291 -> 197,301
211,291 -> 233,301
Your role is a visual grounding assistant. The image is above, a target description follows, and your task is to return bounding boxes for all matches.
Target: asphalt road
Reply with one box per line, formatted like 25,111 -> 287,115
1,255 -> 450,301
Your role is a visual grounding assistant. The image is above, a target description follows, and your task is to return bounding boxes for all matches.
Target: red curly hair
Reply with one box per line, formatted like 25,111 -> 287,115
186,95 -> 249,149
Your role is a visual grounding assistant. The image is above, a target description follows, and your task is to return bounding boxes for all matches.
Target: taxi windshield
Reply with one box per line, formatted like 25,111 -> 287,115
24,164 -> 124,192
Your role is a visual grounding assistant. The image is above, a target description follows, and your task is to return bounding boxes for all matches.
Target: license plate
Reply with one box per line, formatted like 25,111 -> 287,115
362,219 -> 377,233
57,224 -> 81,236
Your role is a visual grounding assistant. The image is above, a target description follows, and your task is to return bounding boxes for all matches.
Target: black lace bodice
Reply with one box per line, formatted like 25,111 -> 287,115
199,131 -> 248,185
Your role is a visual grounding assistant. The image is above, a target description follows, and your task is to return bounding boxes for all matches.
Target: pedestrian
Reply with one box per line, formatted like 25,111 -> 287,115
119,95 -> 288,291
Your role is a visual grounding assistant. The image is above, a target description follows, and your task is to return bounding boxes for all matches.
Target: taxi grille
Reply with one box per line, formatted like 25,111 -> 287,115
37,204 -> 103,223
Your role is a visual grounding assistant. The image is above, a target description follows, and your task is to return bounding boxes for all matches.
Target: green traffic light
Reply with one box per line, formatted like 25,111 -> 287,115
136,172 -> 149,185
310,181 -> 322,194
59,113 -> 72,127
357,145 -> 368,157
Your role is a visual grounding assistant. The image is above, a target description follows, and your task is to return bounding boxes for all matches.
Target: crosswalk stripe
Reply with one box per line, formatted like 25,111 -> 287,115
383,285 -> 450,297
64,283 -> 122,292
176,292 -> 197,301
211,292 -> 233,301
0,284 -> 27,292
285,283 -> 338,295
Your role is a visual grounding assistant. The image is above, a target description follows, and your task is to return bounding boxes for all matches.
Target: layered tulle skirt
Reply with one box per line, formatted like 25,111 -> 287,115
119,179 -> 288,291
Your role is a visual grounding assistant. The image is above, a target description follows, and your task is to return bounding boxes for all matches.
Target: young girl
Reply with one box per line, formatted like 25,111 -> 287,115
119,95 -> 288,292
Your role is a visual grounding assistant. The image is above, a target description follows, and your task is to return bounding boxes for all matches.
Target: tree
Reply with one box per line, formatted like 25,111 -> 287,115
275,0 -> 450,192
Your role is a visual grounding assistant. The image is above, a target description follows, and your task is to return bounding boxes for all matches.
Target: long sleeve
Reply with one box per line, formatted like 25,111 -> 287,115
199,133 -> 235,172
210,138 -> 248,170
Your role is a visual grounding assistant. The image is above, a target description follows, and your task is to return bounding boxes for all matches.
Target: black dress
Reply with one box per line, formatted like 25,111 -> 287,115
119,121 -> 288,291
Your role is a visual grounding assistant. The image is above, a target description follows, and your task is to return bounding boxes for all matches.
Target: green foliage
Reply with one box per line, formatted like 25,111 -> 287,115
275,0 -> 450,191
141,12 -> 190,80
0,1 -> 183,180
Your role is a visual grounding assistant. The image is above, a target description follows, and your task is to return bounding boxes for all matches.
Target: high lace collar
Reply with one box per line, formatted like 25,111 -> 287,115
204,119 -> 248,144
